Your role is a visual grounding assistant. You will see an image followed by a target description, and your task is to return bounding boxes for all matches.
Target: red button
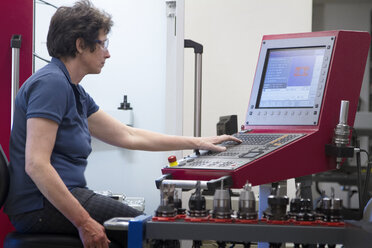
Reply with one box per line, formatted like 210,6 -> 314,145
168,155 -> 177,163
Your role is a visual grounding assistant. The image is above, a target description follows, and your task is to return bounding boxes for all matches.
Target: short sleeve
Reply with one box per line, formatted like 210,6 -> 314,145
77,85 -> 99,117
86,93 -> 99,117
25,75 -> 70,124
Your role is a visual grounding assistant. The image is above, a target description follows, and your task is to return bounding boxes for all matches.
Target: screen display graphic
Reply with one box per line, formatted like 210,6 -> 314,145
257,47 -> 325,108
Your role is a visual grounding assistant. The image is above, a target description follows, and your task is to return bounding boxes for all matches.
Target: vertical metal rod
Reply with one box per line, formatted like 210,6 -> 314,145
194,53 -> 202,137
11,35 -> 22,129
185,39 -> 203,138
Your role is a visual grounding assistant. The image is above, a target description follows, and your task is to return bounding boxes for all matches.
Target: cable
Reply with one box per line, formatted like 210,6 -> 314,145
356,148 -> 364,219
33,53 -> 51,64
315,181 -> 322,195
360,149 -> 371,208
351,128 -> 358,145
36,0 -> 58,9
352,128 -> 371,216
364,161 -> 372,207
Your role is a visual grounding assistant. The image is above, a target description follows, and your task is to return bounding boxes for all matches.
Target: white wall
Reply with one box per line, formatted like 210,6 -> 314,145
34,0 -> 171,215
183,0 -> 313,140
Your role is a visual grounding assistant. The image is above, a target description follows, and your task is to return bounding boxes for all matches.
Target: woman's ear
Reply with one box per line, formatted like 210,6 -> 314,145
76,38 -> 85,54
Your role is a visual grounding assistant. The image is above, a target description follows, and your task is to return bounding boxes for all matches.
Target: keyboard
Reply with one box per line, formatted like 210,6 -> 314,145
176,133 -> 305,170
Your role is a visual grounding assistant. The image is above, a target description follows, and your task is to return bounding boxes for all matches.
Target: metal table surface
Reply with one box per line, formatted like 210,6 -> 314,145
145,219 -> 372,247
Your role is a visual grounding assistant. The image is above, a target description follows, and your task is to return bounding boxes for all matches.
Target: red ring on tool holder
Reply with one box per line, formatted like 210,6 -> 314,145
152,216 -> 178,222
176,214 -> 186,219
184,216 -> 210,222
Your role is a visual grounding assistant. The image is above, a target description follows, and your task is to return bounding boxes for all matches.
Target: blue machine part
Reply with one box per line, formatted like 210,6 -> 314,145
128,215 -> 152,248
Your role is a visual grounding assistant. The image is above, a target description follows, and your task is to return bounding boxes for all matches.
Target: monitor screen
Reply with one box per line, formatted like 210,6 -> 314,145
256,47 -> 326,109
246,35 -> 335,125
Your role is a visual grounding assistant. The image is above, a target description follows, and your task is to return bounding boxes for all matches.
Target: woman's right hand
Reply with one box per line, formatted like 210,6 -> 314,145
77,217 -> 110,248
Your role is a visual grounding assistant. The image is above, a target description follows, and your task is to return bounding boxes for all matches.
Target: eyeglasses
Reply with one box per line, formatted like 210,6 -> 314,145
94,39 -> 109,50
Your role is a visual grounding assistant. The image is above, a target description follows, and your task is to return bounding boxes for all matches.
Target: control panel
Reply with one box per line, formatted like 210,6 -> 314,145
175,133 -> 305,170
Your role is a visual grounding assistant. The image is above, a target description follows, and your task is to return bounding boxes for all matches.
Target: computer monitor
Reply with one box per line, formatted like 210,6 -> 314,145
162,31 -> 371,188
258,47 -> 324,108
247,36 -> 334,126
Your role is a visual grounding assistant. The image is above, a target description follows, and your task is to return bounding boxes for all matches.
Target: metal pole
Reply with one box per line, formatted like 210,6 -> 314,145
185,39 -> 203,137
194,53 -> 202,137
11,35 -> 22,129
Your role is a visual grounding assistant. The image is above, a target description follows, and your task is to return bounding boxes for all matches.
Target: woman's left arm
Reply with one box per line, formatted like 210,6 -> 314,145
88,109 -> 241,152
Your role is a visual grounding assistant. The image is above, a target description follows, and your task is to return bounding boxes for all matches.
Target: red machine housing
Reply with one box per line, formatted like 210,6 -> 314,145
162,30 -> 371,188
0,1 -> 33,246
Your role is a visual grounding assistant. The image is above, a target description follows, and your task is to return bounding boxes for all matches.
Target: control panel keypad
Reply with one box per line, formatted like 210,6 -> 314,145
175,133 -> 305,170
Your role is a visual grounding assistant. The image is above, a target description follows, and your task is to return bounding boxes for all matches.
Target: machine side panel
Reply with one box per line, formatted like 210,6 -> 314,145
0,1 -> 33,149
318,31 -> 371,130
0,1 -> 33,246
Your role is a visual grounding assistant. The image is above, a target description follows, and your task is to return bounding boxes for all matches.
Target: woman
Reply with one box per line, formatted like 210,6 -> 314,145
4,1 -> 240,248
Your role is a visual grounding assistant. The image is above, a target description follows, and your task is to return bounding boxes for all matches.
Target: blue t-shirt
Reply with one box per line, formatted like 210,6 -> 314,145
4,58 -> 99,215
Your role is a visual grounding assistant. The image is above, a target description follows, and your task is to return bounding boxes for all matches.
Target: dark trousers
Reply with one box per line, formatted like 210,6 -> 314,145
8,188 -> 142,247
